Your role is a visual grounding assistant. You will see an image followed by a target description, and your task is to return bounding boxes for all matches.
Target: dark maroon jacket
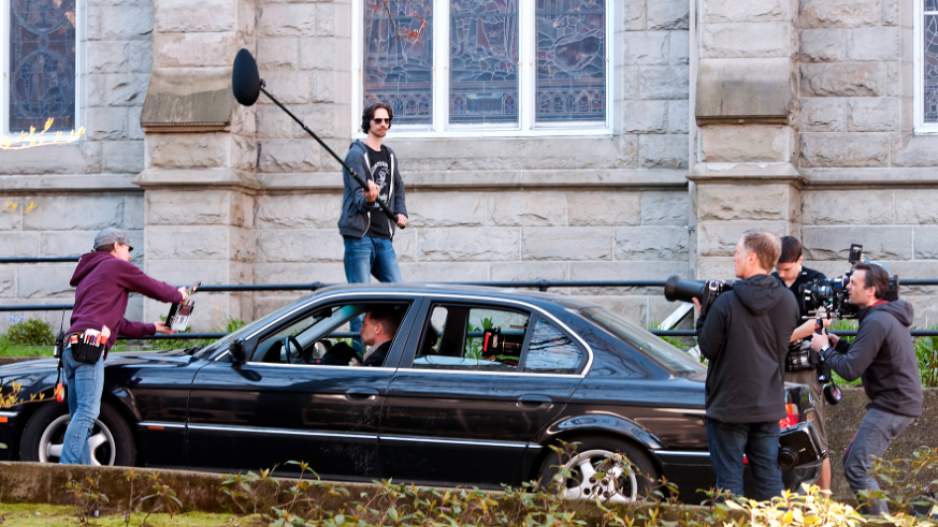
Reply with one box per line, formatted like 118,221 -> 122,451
67,252 -> 183,348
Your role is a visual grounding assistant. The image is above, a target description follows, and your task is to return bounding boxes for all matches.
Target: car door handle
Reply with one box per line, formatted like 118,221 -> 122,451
346,387 -> 379,400
518,394 -> 553,408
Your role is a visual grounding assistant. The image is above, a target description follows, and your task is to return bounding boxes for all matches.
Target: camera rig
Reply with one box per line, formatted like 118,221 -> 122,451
798,244 -> 900,320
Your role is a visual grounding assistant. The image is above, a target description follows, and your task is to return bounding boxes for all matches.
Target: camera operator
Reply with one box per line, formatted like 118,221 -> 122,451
771,236 -> 833,493
811,262 -> 923,515
694,229 -> 798,501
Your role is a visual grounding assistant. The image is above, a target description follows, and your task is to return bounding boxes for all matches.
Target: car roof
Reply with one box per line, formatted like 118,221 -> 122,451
311,282 -> 598,311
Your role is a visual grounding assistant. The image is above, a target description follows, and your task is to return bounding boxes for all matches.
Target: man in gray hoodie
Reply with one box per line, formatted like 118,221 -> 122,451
338,102 -> 408,285
694,229 -> 798,501
812,262 -> 923,515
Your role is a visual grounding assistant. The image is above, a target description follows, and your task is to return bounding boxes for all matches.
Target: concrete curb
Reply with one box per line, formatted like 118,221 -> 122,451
0,462 -> 381,513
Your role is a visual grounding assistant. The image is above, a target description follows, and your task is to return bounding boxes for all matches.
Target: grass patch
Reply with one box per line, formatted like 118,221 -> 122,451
0,345 -> 53,358
0,503 -> 261,527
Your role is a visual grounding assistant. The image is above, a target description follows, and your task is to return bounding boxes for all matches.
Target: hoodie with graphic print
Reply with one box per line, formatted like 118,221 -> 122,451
338,140 -> 408,240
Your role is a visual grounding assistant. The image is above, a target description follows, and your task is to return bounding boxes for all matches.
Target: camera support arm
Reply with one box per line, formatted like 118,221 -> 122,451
259,84 -> 402,227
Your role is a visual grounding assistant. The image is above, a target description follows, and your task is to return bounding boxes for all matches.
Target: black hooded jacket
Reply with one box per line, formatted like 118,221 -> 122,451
696,274 -> 799,423
825,300 -> 923,417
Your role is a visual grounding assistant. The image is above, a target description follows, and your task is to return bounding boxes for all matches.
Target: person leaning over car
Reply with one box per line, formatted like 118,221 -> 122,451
693,229 -> 798,501
60,227 -> 188,466
772,235 -> 833,493
811,262 -> 923,516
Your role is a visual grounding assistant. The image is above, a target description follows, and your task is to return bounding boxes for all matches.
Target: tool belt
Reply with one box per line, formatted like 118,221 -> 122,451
65,331 -> 106,365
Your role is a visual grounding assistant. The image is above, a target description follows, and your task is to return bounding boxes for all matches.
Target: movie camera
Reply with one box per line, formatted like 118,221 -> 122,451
797,244 -> 899,320
663,275 -> 734,319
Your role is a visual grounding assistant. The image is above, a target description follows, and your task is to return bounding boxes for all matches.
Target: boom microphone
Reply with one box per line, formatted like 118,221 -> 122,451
232,49 -> 261,106
230,48 -> 403,228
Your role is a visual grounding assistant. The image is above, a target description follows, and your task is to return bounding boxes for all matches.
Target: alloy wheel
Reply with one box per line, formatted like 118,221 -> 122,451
37,414 -> 117,466
555,449 -> 638,503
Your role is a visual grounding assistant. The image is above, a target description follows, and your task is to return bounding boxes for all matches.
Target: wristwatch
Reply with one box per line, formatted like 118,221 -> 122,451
819,346 -> 831,355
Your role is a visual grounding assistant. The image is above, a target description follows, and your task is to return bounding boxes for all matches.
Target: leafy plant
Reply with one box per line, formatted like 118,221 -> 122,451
63,476 -> 109,525
139,471 -> 183,523
914,325 -> 938,388
6,317 -> 54,346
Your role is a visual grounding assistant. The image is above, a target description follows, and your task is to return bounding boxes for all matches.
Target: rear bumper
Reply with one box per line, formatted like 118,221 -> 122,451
653,447 -> 821,503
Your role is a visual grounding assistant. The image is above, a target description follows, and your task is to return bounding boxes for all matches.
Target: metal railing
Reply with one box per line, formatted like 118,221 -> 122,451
3,257 -> 938,338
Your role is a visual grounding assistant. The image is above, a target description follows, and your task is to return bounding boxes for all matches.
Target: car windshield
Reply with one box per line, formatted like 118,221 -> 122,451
192,294 -> 318,359
579,306 -> 705,375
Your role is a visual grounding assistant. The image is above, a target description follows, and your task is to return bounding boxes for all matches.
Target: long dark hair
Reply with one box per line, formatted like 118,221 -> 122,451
361,102 -> 394,133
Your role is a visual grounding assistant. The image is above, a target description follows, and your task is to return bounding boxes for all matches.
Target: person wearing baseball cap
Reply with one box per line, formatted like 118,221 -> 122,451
59,227 -> 189,465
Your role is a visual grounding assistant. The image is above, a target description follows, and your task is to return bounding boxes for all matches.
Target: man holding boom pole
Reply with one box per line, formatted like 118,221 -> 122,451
338,102 -> 409,285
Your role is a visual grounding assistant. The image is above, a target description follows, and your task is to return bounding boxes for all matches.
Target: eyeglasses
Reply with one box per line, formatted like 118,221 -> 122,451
372,118 -> 391,124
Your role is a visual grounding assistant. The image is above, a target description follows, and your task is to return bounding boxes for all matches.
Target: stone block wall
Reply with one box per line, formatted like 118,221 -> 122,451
621,0 -> 691,170
84,0 -> 154,174
0,192 -> 144,333
795,0 -> 938,170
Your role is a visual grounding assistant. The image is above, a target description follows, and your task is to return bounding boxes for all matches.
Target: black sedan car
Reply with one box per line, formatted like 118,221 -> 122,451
0,284 -> 818,502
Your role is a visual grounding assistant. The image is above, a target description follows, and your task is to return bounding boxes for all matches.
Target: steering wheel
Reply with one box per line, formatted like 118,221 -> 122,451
282,336 -> 303,364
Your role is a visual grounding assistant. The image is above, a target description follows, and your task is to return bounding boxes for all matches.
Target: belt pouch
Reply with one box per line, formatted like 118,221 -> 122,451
72,341 -> 103,365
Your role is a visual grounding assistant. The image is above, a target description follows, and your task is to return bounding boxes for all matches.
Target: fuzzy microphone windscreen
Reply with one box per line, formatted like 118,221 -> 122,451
232,48 -> 261,106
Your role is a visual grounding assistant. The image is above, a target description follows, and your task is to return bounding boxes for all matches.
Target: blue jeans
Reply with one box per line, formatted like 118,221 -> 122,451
843,408 -> 914,516
344,235 -> 402,353
60,346 -> 105,465
343,235 -> 403,284
706,418 -> 784,501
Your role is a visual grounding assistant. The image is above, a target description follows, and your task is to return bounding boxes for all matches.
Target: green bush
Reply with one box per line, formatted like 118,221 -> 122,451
6,317 -> 55,346
915,325 -> 938,388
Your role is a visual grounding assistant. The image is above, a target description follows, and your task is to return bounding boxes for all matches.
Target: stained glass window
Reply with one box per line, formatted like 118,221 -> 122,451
535,0 -> 605,122
926,2 -> 938,123
10,0 -> 77,133
450,0 -> 519,124
363,0 -> 433,126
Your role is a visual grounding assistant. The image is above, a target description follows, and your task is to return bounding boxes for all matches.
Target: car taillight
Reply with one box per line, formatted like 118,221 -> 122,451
779,403 -> 799,429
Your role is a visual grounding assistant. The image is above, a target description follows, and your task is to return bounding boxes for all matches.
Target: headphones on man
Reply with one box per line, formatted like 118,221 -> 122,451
361,102 -> 393,133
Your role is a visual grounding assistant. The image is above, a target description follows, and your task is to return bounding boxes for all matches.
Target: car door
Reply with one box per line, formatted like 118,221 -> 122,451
186,295 -> 422,481
378,296 -> 589,488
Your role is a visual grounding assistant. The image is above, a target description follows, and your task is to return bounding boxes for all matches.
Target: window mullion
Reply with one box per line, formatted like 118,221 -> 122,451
519,0 -> 535,131
0,0 -> 9,136
352,0 -> 362,135
433,0 -> 450,131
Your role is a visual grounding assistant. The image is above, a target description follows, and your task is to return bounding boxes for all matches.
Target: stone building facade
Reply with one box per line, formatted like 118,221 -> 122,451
0,0 -> 936,332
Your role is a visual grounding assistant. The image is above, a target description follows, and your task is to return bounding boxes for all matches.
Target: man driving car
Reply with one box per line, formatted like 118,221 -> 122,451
320,306 -> 402,367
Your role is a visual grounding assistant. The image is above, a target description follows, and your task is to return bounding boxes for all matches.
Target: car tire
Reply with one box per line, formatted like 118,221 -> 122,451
19,400 -> 137,466
537,435 -> 660,502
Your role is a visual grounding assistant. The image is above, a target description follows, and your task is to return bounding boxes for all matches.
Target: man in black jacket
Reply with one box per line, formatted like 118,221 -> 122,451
694,229 -> 798,500
772,236 -> 833,493
811,262 -> 923,515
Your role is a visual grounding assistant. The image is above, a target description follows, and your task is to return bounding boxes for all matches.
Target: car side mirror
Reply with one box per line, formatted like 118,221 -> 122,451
229,339 -> 247,364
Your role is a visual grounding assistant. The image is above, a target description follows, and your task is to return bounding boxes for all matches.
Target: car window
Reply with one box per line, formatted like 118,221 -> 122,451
252,302 -> 409,367
579,306 -> 705,375
414,304 -> 529,372
522,318 -> 585,374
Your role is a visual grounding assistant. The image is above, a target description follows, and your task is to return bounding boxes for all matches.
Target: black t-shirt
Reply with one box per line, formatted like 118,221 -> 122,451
771,266 -> 826,322
364,144 -> 393,239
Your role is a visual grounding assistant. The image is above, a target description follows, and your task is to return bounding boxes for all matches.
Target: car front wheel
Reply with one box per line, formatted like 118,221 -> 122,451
537,435 -> 659,503
19,400 -> 136,466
